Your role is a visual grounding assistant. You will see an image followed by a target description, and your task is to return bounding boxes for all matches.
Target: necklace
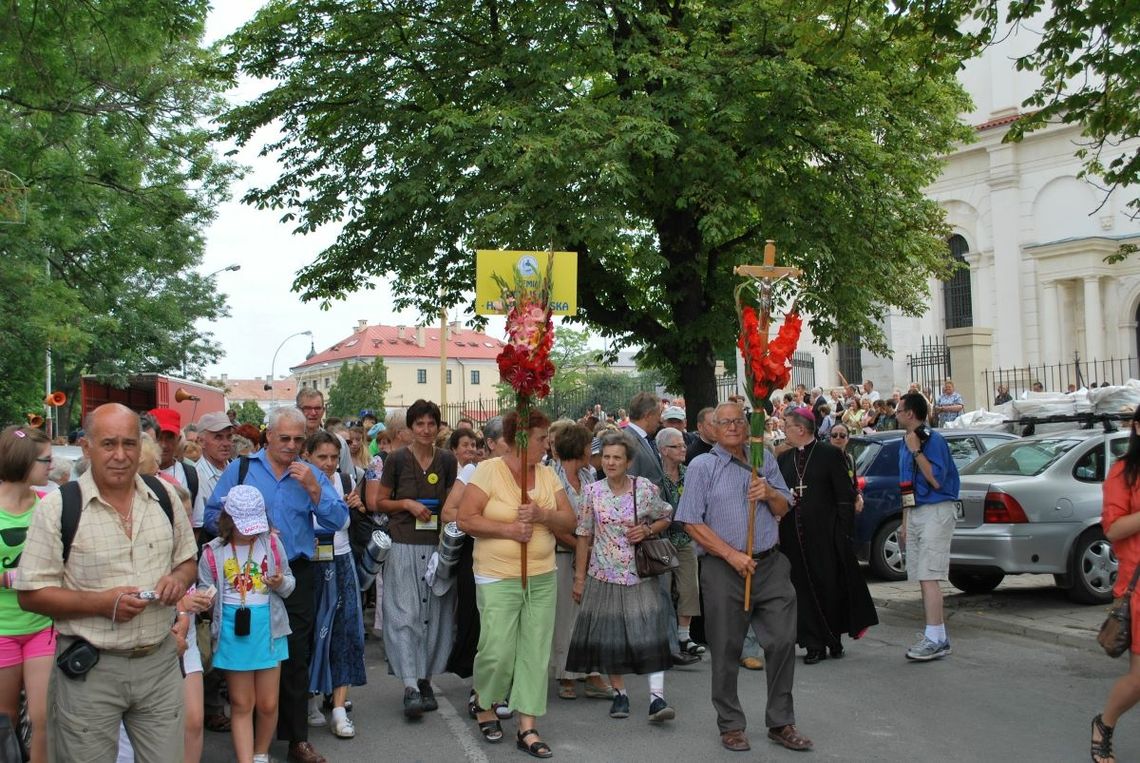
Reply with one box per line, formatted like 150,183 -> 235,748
117,505 -> 134,537
793,441 -> 816,501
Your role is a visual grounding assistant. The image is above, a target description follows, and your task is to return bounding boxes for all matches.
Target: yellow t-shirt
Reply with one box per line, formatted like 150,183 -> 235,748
469,458 -> 562,579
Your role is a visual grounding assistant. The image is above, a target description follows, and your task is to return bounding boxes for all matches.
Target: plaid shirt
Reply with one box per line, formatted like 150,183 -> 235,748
16,471 -> 197,650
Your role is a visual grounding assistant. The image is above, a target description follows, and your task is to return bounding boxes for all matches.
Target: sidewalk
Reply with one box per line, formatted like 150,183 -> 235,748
867,573 -> 1105,651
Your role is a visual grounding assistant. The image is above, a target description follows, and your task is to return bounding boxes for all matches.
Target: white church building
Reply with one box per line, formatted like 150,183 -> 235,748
796,8 -> 1140,409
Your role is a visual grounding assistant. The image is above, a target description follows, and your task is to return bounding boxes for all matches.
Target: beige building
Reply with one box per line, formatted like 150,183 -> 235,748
290,320 -> 505,411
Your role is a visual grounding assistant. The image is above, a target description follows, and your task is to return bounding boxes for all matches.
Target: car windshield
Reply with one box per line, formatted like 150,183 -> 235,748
962,438 -> 1082,477
850,441 -> 882,476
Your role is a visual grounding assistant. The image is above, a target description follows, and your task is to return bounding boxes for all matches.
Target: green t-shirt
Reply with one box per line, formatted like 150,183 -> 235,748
0,499 -> 52,635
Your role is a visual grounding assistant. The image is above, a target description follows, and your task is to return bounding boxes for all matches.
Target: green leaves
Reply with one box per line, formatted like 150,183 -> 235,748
326,358 -> 391,420
0,0 -> 239,420
219,0 -> 978,407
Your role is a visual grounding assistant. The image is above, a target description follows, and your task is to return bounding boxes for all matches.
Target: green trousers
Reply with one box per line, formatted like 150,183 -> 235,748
474,570 -> 556,717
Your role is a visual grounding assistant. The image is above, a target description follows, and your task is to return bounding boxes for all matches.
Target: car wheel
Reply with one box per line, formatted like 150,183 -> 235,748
1067,528 -> 1117,605
948,570 -> 1005,595
869,517 -> 906,581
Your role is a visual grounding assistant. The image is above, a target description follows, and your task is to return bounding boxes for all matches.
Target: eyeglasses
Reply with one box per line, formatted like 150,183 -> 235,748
829,433 -> 848,440
35,457 -> 52,464
663,444 -> 685,450
300,406 -> 325,413
715,418 -> 747,428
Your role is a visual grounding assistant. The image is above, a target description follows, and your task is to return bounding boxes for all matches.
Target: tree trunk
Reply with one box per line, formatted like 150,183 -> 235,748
676,342 -> 719,431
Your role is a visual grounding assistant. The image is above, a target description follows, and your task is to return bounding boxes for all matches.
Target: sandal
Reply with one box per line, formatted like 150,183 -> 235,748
516,728 -> 553,759
204,713 -> 231,733
478,718 -> 504,743
1091,714 -> 1115,762
557,682 -> 577,700
468,690 -> 479,719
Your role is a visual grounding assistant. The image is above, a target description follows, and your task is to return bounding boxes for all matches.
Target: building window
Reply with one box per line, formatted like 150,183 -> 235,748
837,340 -> 862,387
417,369 -> 427,384
471,370 -> 481,385
446,369 -> 452,385
943,234 -> 973,330
324,377 -> 331,389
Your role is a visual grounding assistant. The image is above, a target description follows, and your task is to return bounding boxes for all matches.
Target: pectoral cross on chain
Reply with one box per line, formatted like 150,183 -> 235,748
794,481 -> 807,499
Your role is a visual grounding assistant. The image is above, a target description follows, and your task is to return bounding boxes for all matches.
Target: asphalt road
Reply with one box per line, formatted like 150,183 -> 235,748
200,610 -> 1128,763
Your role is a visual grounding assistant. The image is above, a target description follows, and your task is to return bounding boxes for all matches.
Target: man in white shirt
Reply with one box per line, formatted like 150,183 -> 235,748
862,380 -> 881,403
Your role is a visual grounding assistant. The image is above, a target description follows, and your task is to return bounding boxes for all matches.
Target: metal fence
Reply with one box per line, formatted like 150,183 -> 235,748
982,355 -> 1139,399
907,336 -> 951,396
791,351 -> 816,390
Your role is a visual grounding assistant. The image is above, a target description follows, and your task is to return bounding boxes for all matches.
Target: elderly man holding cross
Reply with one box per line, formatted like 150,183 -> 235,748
675,400 -> 812,754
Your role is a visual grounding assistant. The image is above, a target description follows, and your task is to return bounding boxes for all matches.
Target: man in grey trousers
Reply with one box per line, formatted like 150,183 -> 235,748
675,401 -> 813,754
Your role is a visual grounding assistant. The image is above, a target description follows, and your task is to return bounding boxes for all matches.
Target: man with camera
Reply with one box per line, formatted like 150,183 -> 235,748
17,403 -> 199,762
896,391 -> 961,661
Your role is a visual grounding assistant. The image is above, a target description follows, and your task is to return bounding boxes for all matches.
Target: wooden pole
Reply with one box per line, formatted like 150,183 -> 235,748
519,442 -> 528,589
743,463 -> 758,609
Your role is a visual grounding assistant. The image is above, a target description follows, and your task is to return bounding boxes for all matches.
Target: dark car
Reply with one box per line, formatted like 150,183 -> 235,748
849,429 -> 1020,580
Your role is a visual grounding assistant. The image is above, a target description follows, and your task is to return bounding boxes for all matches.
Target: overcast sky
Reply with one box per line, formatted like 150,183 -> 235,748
199,2 -> 513,381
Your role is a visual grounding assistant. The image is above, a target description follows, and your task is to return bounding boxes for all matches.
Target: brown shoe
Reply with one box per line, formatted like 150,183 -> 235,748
288,741 -> 328,763
768,724 -> 813,752
720,729 -> 751,752
740,656 -> 764,670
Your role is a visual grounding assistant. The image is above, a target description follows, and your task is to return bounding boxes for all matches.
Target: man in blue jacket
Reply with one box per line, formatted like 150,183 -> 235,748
896,391 -> 961,662
205,406 -> 347,763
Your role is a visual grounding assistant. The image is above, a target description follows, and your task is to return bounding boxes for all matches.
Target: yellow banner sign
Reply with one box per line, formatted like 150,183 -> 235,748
474,250 -> 578,315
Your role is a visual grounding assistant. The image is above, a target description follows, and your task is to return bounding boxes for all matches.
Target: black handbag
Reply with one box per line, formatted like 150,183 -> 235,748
630,477 -> 680,578
1098,564 -> 1140,658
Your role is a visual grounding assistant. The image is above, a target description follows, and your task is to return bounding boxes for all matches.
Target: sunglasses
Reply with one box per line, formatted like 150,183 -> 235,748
830,433 -> 848,440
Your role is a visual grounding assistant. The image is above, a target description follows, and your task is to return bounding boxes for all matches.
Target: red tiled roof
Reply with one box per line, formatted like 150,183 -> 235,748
292,324 -> 505,370
220,378 -> 297,402
975,112 -> 1024,131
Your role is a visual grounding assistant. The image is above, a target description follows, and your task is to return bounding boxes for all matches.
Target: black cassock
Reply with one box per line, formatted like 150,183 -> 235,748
777,441 -> 878,650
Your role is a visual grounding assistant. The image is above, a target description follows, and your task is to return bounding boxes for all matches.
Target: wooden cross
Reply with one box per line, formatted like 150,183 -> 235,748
734,241 -> 800,351
734,239 -> 800,610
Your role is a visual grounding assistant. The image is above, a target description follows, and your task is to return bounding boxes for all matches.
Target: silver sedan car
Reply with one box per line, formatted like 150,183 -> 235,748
950,427 -> 1130,604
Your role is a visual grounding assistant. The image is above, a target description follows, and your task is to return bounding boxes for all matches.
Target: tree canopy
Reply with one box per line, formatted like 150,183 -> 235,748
220,0 -> 980,413
1001,0 -> 1140,232
234,400 -> 266,427
326,359 -> 391,420
0,0 -> 239,426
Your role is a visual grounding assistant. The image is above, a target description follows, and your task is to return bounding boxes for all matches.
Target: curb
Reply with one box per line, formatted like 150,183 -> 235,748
872,596 -> 1101,653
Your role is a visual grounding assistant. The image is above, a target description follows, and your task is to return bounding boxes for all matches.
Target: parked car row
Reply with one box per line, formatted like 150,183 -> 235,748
851,421 -> 1129,604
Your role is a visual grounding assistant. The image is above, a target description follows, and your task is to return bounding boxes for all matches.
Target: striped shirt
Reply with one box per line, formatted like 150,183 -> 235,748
675,443 -> 791,555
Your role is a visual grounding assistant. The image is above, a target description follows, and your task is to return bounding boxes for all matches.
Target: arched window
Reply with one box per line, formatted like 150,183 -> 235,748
943,234 -> 973,330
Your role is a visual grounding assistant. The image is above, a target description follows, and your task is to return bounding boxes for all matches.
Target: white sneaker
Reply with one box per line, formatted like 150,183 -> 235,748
307,703 -> 327,727
332,715 -> 356,739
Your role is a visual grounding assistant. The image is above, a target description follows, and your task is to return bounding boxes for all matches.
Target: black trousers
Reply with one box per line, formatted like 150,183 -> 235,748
278,558 -> 315,744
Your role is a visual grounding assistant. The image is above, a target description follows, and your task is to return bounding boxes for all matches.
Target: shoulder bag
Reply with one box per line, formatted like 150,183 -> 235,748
1098,563 -> 1140,658
631,477 -> 680,577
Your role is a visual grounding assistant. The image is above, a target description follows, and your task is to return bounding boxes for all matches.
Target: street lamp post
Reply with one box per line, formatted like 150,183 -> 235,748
183,264 -> 243,377
267,331 -> 313,410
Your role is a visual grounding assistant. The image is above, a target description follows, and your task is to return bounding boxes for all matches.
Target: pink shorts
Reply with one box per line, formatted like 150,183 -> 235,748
0,627 -> 56,669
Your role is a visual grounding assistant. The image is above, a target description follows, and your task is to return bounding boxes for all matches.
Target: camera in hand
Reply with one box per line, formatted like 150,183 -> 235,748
137,590 -> 159,601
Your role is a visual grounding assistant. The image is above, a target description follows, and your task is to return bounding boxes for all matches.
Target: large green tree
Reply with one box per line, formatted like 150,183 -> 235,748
220,0 -> 979,416
326,359 -> 391,420
0,0 -> 238,426
1001,1 -> 1140,221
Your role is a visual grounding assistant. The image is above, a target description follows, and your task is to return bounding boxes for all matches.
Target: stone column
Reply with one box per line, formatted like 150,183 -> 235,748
1041,280 -> 1061,364
987,144 -> 1024,366
946,326 -> 995,412
1083,275 -> 1104,362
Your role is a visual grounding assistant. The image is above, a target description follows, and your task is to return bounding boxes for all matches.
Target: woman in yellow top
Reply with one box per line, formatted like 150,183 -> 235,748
457,409 -> 576,759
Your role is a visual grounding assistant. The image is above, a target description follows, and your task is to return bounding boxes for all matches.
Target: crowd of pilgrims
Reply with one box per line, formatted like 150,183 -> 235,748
0,385 -> 888,762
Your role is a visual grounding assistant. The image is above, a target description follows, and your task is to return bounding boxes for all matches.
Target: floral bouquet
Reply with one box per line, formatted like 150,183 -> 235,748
494,256 -> 556,586
735,283 -> 802,472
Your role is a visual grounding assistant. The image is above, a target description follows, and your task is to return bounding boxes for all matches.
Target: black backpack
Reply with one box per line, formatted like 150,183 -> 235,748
59,474 -> 174,563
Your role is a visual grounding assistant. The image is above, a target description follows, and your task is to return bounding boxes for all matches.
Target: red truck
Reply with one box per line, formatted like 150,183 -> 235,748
81,374 -> 226,425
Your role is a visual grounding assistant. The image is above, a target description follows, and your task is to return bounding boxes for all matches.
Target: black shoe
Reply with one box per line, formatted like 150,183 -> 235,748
803,649 -> 827,665
418,679 -> 438,712
679,639 -> 707,656
671,650 -> 700,666
609,693 -> 630,719
647,696 -> 675,723
829,644 -> 845,659
467,690 -> 478,719
403,687 -> 425,719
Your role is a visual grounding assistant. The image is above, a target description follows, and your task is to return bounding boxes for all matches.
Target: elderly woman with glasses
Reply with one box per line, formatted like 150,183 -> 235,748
776,409 -> 877,665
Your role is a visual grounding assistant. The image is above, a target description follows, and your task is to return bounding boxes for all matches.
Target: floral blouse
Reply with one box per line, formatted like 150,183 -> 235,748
577,476 -> 673,586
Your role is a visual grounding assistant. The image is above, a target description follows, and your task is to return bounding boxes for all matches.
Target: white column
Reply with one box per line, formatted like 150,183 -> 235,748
1041,280 -> 1060,364
988,145 -> 1024,365
1084,276 -> 1104,362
